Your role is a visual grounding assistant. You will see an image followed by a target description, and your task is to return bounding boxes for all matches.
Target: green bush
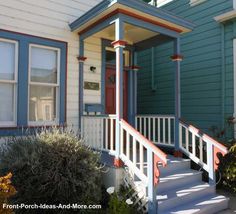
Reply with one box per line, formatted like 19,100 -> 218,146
218,143 -> 236,193
0,128 -> 102,213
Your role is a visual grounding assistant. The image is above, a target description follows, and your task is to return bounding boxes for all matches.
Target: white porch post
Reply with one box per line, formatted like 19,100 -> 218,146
172,37 -> 183,156
112,18 -> 126,167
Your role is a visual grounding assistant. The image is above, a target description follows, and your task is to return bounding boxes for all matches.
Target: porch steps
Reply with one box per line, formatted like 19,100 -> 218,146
131,155 -> 229,214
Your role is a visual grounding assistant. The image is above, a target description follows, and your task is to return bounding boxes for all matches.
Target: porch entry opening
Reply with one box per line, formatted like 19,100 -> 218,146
105,49 -> 130,120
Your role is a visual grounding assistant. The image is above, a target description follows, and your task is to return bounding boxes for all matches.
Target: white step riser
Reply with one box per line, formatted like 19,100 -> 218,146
158,185 -> 216,213
157,172 -> 202,194
159,161 -> 190,176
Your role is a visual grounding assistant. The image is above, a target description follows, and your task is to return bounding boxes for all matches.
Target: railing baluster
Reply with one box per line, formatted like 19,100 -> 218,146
140,117 -> 143,135
179,124 -> 183,147
158,118 -> 161,143
168,118 -> 171,145
192,134 -> 196,156
105,118 -> 108,150
163,118 -> 166,143
133,139 -> 137,167
199,138 -> 203,162
110,118 -> 114,151
120,128 -> 124,155
140,144 -> 144,173
186,129 -> 189,151
126,133 -> 130,159
144,118 -> 147,138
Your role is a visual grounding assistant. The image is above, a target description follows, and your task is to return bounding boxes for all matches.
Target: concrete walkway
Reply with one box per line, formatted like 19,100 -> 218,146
217,190 -> 236,213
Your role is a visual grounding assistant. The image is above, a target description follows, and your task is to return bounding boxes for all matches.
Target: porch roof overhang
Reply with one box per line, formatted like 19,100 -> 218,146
69,0 -> 195,41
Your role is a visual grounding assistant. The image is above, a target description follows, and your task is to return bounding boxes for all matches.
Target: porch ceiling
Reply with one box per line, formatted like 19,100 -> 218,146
69,0 -> 195,36
93,23 -> 158,44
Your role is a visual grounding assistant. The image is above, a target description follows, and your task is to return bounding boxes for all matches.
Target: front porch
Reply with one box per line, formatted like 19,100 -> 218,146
69,0 -> 228,213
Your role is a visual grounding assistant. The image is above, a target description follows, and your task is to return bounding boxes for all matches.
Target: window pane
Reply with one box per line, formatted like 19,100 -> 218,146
0,41 -> 16,80
31,47 -> 58,84
29,85 -> 57,122
0,83 -> 14,122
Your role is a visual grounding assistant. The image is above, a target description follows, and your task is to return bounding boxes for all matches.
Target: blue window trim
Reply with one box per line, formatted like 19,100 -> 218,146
0,29 -> 67,136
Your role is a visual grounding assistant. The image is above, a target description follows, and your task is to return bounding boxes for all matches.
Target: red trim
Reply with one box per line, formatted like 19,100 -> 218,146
153,155 -> 161,186
111,40 -> 127,48
114,158 -> 123,167
77,56 -> 87,62
174,150 -> 183,158
78,9 -> 183,36
130,65 -> 141,71
0,29 -> 67,44
171,54 -> 183,61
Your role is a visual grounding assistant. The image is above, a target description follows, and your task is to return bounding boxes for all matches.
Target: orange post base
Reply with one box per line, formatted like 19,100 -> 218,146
174,150 -> 183,158
114,158 -> 123,168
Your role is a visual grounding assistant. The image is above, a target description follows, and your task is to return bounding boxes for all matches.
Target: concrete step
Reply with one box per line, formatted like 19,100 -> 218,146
157,182 -> 215,213
161,194 -> 229,214
157,169 -> 202,194
159,156 -> 191,176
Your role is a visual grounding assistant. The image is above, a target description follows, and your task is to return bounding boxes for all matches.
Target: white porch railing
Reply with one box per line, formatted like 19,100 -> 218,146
119,119 -> 167,211
135,115 -> 175,146
81,115 -> 116,153
179,119 -> 228,183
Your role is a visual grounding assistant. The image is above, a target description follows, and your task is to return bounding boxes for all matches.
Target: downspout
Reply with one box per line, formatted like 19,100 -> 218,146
221,24 -> 225,129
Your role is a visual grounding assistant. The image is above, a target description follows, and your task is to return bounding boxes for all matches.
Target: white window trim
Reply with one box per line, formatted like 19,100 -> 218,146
28,44 -> 60,126
0,38 -> 18,127
234,0 -> 236,9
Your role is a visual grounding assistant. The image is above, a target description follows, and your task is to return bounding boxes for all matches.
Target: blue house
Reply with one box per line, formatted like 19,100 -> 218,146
0,0 -> 233,213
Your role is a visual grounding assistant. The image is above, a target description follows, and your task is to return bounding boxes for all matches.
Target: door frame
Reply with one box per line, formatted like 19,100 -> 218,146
101,39 -> 134,119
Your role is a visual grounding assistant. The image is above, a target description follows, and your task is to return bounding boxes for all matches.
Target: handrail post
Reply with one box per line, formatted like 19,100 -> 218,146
147,148 -> 158,214
207,143 -> 216,185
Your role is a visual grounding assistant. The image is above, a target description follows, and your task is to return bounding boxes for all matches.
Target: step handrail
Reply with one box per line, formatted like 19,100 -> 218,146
179,118 -> 228,183
119,119 -> 167,212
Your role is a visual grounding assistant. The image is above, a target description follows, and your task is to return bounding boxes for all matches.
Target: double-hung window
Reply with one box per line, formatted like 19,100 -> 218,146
28,44 -> 60,125
0,38 -> 18,127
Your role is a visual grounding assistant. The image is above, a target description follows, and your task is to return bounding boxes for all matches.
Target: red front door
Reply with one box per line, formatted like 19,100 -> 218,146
105,67 -> 128,119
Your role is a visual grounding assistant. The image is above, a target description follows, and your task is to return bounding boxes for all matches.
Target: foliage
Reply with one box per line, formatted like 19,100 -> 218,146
0,173 -> 16,214
0,128 -> 102,214
107,185 -> 141,214
218,143 -> 236,193
108,193 -> 134,214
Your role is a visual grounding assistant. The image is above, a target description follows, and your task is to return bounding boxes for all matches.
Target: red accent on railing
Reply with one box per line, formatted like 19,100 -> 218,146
114,158 -> 124,168
111,40 -> 127,48
153,155 -> 161,186
171,54 -> 183,61
174,151 -> 183,158
213,146 -> 227,171
77,56 -> 87,62
179,118 -> 228,171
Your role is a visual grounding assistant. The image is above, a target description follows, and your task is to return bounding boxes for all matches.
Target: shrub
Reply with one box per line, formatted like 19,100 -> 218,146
0,128 -> 102,213
0,173 -> 16,214
218,143 -> 236,193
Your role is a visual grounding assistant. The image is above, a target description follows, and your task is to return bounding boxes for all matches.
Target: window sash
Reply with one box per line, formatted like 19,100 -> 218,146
0,38 -> 18,127
28,44 -> 60,126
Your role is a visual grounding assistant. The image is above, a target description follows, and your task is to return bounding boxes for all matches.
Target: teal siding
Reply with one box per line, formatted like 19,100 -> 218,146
137,0 -> 234,137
